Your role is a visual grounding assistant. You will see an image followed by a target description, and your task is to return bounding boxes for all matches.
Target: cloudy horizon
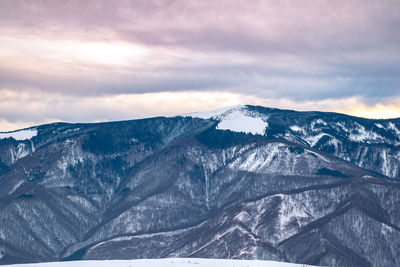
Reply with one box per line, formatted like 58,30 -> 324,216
1,0 -> 400,131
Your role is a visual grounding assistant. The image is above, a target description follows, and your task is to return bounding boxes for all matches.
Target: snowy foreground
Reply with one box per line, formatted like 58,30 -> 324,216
4,258 -> 316,267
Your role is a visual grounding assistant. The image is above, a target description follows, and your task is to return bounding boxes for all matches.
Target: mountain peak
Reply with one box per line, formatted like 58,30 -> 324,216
185,105 -> 268,135
184,105 -> 245,119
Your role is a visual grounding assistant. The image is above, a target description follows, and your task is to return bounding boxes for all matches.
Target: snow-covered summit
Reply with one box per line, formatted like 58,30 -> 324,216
185,105 -> 244,119
185,105 -> 268,135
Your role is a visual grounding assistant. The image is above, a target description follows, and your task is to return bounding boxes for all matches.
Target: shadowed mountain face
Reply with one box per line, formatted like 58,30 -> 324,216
1,105 -> 400,267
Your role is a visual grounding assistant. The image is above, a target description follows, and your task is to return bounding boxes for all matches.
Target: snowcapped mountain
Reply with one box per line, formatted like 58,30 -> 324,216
1,105 -> 400,267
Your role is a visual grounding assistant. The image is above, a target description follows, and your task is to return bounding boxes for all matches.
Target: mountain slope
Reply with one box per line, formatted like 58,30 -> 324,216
1,105 -> 400,266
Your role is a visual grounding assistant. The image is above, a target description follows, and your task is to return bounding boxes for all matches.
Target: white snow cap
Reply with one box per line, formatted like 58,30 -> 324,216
186,105 -> 268,135
0,129 -> 38,141
2,258 -> 318,267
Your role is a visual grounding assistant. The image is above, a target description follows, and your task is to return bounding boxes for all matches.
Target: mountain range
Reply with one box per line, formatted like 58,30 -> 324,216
1,105 -> 400,267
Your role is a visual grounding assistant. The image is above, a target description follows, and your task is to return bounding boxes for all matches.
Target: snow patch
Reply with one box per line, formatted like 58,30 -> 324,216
9,179 -> 24,195
10,143 -> 32,163
362,175 -> 375,179
313,119 -> 327,126
381,149 -> 391,176
290,125 -> 302,132
348,125 -> 382,143
234,211 -> 251,222
304,133 -> 330,147
0,129 -> 37,141
335,122 -> 349,132
307,150 -> 331,163
216,110 -> 267,135
388,122 -> 400,136
186,105 -> 268,135
327,137 -> 340,152
381,223 -> 394,236
311,119 -> 327,131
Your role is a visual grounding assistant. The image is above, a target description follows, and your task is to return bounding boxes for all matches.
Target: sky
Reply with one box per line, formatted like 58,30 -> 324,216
1,0 -> 400,131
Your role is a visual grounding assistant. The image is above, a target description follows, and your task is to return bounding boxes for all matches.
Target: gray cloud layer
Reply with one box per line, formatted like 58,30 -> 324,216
0,0 -> 400,130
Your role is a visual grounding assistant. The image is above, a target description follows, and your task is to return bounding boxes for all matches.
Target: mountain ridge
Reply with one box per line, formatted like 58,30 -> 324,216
2,104 -> 400,135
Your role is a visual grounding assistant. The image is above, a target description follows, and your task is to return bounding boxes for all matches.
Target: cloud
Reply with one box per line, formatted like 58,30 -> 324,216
0,0 -> 400,130
1,88 -> 400,132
